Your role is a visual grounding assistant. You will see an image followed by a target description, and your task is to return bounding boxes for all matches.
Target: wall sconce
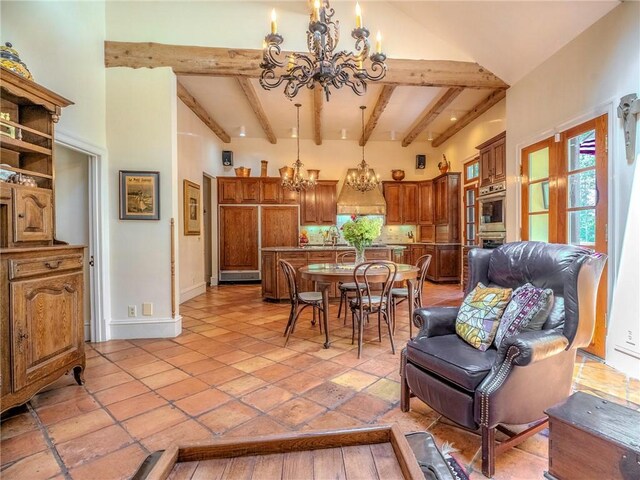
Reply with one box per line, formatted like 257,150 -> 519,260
239,125 -> 246,137
340,128 -> 347,140
390,130 -> 397,141
291,127 -> 298,138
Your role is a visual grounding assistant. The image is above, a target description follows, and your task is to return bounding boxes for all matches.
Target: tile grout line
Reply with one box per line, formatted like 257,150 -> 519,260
26,401 -> 71,480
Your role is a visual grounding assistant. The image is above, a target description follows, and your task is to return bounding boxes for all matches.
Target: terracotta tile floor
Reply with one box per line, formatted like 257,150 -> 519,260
2,283 -> 639,479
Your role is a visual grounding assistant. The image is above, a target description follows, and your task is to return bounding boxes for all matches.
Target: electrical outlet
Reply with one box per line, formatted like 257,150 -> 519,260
142,303 -> 153,316
128,305 -> 136,317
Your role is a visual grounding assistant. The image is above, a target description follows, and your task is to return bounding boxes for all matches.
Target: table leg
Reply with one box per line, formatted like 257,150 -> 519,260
407,278 -> 415,340
318,282 -> 331,348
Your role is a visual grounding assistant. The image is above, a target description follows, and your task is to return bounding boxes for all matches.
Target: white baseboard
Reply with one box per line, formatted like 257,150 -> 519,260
180,282 -> 207,303
209,276 -> 218,286
109,316 -> 182,340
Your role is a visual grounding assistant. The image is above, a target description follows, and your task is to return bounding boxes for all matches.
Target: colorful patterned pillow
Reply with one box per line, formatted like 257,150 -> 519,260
494,283 -> 555,349
455,283 -> 513,351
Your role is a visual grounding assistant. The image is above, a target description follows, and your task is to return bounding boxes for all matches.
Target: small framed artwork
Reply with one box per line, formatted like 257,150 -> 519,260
119,171 -> 160,220
183,179 -> 201,236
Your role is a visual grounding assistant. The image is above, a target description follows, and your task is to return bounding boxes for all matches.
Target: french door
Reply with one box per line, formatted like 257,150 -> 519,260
521,114 -> 608,357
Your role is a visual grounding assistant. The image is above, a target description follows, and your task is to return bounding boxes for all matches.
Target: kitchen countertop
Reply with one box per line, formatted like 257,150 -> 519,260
261,245 -> 407,252
388,242 -> 462,246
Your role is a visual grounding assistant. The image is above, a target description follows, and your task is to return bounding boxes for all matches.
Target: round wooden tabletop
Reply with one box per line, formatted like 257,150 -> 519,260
300,263 -> 419,283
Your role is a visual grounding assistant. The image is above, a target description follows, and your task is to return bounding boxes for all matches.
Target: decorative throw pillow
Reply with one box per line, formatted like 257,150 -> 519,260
455,283 -> 513,351
494,283 -> 555,349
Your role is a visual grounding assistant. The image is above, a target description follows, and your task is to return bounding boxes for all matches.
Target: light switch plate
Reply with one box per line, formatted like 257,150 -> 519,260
142,303 -> 153,316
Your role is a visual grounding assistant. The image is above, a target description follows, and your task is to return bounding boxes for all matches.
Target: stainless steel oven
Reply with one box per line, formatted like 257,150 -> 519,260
478,182 -> 506,234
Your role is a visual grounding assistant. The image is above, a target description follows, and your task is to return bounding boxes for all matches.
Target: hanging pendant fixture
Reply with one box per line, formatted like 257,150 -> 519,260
281,104 -> 317,192
260,1 -> 387,101
346,106 -> 380,193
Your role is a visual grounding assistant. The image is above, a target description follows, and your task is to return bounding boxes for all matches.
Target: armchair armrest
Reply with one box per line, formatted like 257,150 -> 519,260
498,330 -> 569,367
413,307 -> 459,339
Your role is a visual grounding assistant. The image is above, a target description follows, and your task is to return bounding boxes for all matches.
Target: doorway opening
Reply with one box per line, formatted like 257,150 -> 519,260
53,144 -> 95,341
520,114 -> 608,358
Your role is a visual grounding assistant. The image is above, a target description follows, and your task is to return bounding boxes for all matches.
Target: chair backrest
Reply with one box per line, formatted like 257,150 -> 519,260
338,251 -> 356,264
278,259 -> 298,302
353,261 -> 397,311
467,241 -> 607,349
414,254 -> 432,296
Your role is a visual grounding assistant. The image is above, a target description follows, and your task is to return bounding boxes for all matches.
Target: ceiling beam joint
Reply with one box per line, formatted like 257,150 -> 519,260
401,87 -> 463,147
176,81 -> 230,143
237,77 -> 277,144
360,85 -> 396,146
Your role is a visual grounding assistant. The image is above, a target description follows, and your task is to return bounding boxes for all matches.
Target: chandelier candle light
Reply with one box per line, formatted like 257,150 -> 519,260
281,104 -> 317,192
261,1 -> 387,101
346,106 -> 381,192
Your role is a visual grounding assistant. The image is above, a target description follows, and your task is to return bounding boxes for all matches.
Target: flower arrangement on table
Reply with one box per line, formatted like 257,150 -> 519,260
341,215 -> 383,264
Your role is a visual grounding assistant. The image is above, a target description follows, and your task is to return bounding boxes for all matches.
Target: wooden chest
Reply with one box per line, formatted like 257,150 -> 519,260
545,391 -> 640,480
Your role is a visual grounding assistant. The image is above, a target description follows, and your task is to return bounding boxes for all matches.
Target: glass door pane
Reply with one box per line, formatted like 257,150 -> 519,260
567,128 -> 597,246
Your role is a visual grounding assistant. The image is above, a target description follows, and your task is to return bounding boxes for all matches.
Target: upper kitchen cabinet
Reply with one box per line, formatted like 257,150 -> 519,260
433,172 -> 461,243
260,178 -> 300,204
477,131 -> 506,187
218,177 -> 299,205
383,182 -> 418,225
300,180 -> 337,225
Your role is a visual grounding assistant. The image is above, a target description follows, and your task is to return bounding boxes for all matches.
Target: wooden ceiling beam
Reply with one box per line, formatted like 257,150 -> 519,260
313,87 -> 323,146
401,87 -> 463,147
176,81 -> 230,143
104,41 -> 509,90
431,89 -> 506,148
237,77 -> 277,144
359,85 -> 396,146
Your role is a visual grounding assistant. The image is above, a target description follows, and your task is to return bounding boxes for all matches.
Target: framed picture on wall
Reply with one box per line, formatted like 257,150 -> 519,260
119,170 -> 160,220
183,179 -> 201,236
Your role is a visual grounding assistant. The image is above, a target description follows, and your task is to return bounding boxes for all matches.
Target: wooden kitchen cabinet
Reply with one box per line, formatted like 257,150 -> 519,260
300,180 -> 337,225
261,206 -> 299,248
260,178 -> 281,204
219,177 -> 300,205
11,186 -> 53,244
477,131 -> 506,187
432,173 -> 460,243
383,182 -> 418,225
218,178 -> 242,204
418,181 -> 433,225
219,206 -> 259,271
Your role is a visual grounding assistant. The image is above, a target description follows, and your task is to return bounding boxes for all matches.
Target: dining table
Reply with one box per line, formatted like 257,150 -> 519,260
299,263 -> 420,349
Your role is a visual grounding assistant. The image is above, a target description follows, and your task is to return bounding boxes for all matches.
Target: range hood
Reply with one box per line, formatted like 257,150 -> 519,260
336,168 -> 387,216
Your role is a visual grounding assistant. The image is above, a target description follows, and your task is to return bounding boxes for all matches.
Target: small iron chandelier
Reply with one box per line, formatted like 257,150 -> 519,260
281,104 -> 317,192
260,1 -> 387,101
346,106 -> 380,192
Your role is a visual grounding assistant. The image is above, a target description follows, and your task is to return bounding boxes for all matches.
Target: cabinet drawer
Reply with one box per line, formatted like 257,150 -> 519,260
9,254 -> 83,280
307,251 -> 336,263
279,252 -> 306,261
365,249 -> 390,260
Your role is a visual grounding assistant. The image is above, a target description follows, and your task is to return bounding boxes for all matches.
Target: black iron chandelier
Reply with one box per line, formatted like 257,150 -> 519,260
260,1 -> 387,101
281,104 -> 317,192
346,106 -> 380,192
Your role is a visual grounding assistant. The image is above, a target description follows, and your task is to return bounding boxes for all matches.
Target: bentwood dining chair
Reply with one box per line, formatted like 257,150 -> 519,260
350,261 -> 397,358
391,254 -> 432,338
279,259 -> 324,346
336,251 -> 362,324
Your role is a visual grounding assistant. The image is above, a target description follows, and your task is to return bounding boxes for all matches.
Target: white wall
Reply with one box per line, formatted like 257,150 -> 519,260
0,1 -> 106,150
505,2 -> 640,378
177,101 -> 224,301
106,67 -> 181,339
54,144 -> 91,341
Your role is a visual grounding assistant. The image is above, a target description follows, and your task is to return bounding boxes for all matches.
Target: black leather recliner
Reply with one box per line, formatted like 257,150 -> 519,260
400,241 -> 607,477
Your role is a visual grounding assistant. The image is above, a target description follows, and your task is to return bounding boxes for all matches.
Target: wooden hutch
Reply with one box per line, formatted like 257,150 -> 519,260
0,67 -> 85,413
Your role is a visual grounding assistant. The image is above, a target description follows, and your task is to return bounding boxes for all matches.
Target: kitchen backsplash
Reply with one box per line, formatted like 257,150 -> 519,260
302,222 -> 417,245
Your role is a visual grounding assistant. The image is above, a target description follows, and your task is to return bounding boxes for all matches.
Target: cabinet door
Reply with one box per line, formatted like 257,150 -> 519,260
424,245 -> 437,279
492,138 -> 506,182
383,184 -> 402,225
402,184 -> 418,224
418,181 -> 433,225
260,179 -> 281,204
300,189 -> 317,225
280,186 -> 300,205
240,179 -> 261,203
218,178 -> 241,204
479,149 -> 493,187
261,251 -> 277,298
261,206 -> 299,248
219,206 -> 259,270
317,183 -> 337,225
11,272 -> 83,391
13,188 -> 52,242
434,177 -> 449,225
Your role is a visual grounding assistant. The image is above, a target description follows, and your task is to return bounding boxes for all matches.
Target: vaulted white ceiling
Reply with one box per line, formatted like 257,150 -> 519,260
177,1 -> 619,143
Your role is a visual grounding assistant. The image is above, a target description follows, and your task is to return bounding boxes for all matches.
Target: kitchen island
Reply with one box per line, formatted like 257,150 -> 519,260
261,245 -> 406,301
